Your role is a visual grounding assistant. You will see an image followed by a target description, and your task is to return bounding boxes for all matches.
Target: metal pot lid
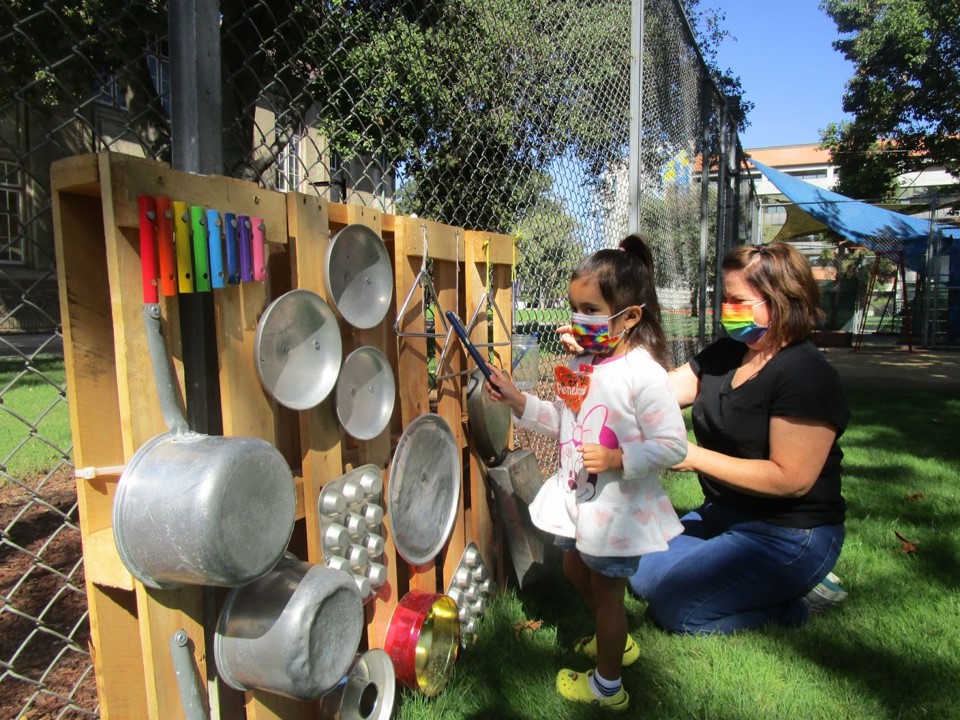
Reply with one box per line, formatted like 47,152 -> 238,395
254,289 -> 342,411
324,224 -> 393,329
466,367 -> 511,467
336,346 -> 396,440
387,413 -> 461,565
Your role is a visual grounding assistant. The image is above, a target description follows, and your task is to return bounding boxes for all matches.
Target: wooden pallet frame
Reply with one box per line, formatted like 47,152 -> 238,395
51,152 -> 514,720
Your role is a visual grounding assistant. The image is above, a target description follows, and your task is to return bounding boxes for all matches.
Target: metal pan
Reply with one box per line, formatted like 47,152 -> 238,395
324,224 -> 394,329
465,367 -> 510,467
387,413 -> 460,566
254,289 -> 342,411
336,346 -> 395,440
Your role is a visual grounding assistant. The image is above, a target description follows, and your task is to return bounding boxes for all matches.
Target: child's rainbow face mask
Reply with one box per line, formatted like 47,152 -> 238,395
720,301 -> 768,343
570,307 -> 639,354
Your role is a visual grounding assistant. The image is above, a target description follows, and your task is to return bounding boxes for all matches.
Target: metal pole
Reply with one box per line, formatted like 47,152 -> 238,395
922,193 -> 938,347
712,99 -> 730,337
697,77 -> 711,351
168,4 -> 226,719
628,0 -> 644,234
169,0 -> 223,435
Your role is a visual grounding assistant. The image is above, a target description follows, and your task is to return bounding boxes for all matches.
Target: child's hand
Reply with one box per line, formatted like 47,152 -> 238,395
579,443 -> 623,474
485,363 -> 526,417
556,324 -> 583,354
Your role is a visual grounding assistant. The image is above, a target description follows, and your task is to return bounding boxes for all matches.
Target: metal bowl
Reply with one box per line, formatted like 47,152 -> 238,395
254,289 -> 342,411
384,591 -> 460,697
387,413 -> 461,566
324,224 -> 393,329
336,346 -> 396,440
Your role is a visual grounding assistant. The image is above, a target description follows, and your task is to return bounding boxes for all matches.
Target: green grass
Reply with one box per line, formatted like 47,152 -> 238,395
0,356 -> 72,478
394,386 -> 960,720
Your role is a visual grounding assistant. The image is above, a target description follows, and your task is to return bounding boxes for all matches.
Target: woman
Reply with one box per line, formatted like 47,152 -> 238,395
629,241 -> 850,634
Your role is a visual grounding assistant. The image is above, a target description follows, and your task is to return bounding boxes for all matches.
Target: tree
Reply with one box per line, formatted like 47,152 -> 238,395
820,0 -> 960,200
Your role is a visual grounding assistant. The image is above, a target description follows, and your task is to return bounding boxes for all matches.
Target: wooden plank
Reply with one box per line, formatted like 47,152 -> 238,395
100,152 -> 286,243
99,153 -> 209,720
285,192 -> 342,567
462,231 -> 498,569
135,584 -> 206,720
86,585 -> 148,720
84,527 -> 134,591
52,167 -> 148,719
434,241 -> 467,589
396,216 -> 462,263
392,218 -> 435,595
345,204 -> 392,470
50,153 -> 100,195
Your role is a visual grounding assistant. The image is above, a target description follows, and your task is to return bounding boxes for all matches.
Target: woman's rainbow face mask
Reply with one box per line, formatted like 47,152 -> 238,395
720,301 -> 768,343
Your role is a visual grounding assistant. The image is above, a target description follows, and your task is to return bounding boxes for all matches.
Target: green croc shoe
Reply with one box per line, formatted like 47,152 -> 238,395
556,668 -> 629,712
573,633 -> 640,666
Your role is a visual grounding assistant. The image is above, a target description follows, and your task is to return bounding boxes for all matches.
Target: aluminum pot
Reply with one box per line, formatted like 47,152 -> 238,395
112,305 -> 296,588
214,555 -> 364,700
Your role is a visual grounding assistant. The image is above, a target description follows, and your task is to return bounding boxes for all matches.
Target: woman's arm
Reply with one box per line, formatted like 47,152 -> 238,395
669,362 -> 699,408
674,416 -> 837,497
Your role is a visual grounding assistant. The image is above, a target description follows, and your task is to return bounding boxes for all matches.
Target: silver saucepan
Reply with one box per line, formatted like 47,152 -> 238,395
112,303 -> 296,588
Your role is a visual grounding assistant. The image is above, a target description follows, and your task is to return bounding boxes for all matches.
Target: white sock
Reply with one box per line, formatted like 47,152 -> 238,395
590,669 -> 622,698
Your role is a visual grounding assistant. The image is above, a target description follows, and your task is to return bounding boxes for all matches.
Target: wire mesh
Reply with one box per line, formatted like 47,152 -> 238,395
0,0 -> 751,716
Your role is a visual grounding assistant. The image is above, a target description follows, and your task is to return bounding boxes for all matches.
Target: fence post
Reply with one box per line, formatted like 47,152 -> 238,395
628,0 -> 644,235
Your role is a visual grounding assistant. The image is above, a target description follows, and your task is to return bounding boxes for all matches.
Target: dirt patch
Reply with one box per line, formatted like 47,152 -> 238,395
0,467 -> 98,718
821,345 -> 960,392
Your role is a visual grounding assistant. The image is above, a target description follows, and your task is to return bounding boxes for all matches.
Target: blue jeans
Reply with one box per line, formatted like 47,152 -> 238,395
629,502 -> 844,635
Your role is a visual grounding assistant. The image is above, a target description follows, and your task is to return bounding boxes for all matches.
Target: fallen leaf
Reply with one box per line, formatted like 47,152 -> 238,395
514,619 -> 543,637
894,530 -> 919,554
906,492 -> 925,502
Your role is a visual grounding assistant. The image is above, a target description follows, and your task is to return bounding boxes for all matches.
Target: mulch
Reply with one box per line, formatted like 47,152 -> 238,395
821,345 -> 960,392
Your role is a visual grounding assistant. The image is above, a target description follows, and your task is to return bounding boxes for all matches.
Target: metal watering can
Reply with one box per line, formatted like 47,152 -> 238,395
112,304 -> 296,588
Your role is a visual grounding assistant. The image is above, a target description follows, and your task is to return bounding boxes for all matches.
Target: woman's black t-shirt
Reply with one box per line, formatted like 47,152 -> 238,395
689,337 -> 850,527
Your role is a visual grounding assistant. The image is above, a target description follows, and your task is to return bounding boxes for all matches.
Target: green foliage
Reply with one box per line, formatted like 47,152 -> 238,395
820,0 -> 960,199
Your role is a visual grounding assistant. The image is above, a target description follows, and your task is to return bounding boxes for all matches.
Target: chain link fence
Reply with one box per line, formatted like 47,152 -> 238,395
0,0 -> 754,716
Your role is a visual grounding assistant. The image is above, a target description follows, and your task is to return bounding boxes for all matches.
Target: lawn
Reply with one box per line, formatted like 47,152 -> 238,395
394,385 -> 960,720
0,356 -> 71,479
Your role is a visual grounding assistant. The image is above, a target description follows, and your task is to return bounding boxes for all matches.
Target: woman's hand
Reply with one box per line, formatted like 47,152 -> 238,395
556,324 -> 583,354
670,442 -> 700,473
579,443 -> 623,474
485,363 -> 526,417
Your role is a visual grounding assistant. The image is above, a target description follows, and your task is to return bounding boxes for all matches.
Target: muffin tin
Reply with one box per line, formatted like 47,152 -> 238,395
445,543 -> 496,645
318,464 -> 388,602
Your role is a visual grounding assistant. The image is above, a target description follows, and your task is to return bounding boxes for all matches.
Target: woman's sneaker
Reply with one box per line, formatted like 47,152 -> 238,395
802,572 -> 848,615
574,633 -> 641,666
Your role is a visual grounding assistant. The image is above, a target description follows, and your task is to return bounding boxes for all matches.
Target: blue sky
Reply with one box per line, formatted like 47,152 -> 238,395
709,0 -> 855,149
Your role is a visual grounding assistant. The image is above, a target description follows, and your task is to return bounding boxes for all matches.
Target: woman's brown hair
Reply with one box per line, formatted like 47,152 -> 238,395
722,242 -> 823,347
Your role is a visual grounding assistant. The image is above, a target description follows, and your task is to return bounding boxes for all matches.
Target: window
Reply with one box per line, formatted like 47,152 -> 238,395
96,41 -> 171,116
277,133 -> 302,192
785,168 -> 828,180
0,162 -> 25,264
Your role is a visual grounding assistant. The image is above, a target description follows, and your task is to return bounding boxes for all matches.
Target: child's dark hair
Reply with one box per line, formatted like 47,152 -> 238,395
571,234 -> 671,368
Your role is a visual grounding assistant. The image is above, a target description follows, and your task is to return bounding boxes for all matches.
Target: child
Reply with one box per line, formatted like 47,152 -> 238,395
485,234 -> 687,712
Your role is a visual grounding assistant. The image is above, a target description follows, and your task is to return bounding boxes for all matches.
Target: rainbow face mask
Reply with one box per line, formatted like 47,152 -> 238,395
720,301 -> 768,343
570,307 -> 630,354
